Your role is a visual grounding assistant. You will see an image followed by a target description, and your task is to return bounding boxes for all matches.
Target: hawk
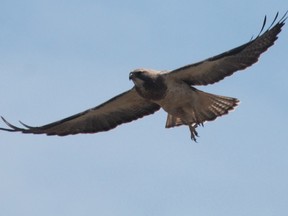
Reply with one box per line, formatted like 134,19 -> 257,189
1,13 -> 287,142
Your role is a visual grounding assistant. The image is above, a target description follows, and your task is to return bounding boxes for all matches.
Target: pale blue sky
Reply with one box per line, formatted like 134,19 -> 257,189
0,1 -> 288,216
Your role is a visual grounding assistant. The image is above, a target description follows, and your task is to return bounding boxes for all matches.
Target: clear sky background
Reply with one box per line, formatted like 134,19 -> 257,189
0,1 -> 288,216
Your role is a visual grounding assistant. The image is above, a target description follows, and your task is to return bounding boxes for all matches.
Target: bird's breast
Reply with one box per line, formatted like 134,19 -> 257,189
156,81 -> 194,114
135,76 -> 168,101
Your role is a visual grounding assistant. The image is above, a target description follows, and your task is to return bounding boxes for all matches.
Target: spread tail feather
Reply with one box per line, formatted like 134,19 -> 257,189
165,90 -> 239,128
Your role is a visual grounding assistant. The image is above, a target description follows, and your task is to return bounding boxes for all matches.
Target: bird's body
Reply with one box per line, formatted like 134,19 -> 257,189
129,69 -> 239,140
1,12 -> 287,142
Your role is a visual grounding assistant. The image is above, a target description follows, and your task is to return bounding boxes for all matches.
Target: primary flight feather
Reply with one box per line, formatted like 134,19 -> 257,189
1,13 -> 286,142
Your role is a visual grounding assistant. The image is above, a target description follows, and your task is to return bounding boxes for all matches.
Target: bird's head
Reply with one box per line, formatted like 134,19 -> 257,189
129,68 -> 167,100
129,69 -> 159,86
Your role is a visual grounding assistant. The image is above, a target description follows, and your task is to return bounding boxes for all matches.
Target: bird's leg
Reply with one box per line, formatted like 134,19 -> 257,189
189,123 -> 199,142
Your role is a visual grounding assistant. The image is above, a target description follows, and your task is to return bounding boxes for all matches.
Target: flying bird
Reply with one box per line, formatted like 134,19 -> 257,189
1,13 -> 287,142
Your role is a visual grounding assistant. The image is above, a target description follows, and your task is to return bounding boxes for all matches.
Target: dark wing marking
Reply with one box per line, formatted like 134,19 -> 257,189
165,12 -> 287,86
0,88 -> 160,136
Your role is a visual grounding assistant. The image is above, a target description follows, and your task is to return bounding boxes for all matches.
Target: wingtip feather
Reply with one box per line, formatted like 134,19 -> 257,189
0,117 -> 23,132
19,121 -> 35,129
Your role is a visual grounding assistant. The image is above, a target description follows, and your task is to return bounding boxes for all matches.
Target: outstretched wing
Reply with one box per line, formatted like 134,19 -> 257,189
165,12 -> 287,86
0,88 -> 160,136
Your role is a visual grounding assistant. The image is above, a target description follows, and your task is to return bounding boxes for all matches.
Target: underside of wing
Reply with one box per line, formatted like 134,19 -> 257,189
165,12 -> 287,85
0,88 -> 160,136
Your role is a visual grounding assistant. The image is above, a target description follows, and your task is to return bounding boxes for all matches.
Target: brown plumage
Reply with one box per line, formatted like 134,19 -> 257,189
1,89 -> 160,136
1,13 -> 286,142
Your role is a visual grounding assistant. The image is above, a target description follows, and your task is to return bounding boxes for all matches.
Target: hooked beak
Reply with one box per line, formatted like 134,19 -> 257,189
129,72 -> 135,80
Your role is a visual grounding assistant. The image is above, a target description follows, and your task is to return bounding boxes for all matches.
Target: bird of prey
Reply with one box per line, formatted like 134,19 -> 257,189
0,13 -> 287,142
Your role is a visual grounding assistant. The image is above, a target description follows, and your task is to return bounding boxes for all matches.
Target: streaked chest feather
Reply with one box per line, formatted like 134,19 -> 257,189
157,82 -> 195,111
135,76 -> 167,101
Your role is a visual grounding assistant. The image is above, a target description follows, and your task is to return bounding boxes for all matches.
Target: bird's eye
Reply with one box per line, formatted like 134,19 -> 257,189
137,71 -> 145,78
